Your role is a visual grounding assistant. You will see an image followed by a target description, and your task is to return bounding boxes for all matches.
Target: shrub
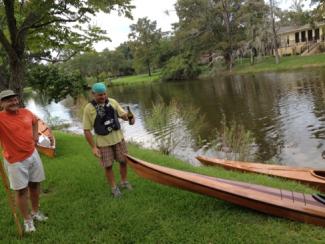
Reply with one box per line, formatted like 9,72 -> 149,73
213,116 -> 255,161
161,54 -> 201,81
145,99 -> 206,154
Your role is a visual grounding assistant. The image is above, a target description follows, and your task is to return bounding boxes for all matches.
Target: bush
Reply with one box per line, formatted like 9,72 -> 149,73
145,99 -> 206,154
213,116 -> 256,161
161,54 -> 201,81
28,64 -> 86,103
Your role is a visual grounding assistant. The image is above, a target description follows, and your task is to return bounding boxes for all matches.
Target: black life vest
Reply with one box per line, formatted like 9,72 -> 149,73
91,99 -> 121,135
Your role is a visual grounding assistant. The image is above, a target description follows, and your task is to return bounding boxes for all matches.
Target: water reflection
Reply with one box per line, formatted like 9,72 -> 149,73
26,68 -> 325,168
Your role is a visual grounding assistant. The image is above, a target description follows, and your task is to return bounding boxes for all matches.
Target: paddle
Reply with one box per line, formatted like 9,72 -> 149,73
0,159 -> 23,238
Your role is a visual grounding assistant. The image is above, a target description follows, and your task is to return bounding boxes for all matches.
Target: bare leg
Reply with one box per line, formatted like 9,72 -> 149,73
16,187 -> 31,220
104,166 -> 116,188
28,182 -> 40,214
119,162 -> 127,183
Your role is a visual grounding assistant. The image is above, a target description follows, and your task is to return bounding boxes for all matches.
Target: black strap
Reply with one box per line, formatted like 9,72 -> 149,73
312,193 -> 325,205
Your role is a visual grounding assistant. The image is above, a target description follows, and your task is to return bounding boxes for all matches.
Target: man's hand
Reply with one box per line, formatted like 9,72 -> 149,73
92,147 -> 101,158
129,116 -> 135,125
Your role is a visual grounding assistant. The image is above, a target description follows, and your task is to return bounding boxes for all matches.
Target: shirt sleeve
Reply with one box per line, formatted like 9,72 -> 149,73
83,104 -> 93,130
110,99 -> 126,117
25,109 -> 37,125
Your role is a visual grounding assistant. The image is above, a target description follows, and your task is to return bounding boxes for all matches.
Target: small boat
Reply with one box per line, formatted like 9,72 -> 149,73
126,155 -> 325,226
196,156 -> 325,192
36,118 -> 56,157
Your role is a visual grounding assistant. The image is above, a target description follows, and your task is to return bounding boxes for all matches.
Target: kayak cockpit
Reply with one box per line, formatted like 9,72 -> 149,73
311,170 -> 325,180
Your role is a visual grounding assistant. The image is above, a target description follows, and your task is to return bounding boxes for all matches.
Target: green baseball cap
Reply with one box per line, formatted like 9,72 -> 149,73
0,89 -> 17,101
92,83 -> 106,93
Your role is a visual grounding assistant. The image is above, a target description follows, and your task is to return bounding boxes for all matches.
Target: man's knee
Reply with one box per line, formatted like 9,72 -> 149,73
119,160 -> 127,166
28,182 -> 40,189
105,166 -> 113,171
16,187 -> 28,197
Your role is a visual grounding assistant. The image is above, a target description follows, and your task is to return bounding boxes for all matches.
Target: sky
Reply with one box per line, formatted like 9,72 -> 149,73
92,0 -> 312,52
92,0 -> 178,51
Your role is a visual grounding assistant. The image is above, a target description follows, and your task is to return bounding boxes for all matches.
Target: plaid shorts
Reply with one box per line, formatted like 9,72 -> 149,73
98,140 -> 128,168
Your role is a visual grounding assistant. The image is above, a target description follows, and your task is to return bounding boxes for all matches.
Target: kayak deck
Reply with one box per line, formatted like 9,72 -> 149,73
196,156 -> 325,192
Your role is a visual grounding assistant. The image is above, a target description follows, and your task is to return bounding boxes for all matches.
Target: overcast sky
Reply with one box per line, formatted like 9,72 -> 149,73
92,0 -> 178,51
92,0 -> 311,52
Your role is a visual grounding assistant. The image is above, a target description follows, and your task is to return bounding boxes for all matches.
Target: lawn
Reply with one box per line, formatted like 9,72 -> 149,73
233,53 -> 325,74
110,72 -> 161,86
0,132 -> 324,243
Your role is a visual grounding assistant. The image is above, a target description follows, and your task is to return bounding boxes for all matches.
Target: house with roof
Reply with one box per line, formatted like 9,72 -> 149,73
277,22 -> 325,56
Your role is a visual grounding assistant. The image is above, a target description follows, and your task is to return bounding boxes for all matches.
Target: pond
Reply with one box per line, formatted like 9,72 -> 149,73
26,67 -> 325,168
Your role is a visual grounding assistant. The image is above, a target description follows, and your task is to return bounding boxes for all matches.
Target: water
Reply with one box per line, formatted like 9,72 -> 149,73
26,68 -> 325,168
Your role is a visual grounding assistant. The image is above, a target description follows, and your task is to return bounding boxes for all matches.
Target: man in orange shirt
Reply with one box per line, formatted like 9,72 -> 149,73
0,90 -> 47,233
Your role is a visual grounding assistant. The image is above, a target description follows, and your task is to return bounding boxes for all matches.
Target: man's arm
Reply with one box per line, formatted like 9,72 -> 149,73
114,100 -> 135,125
83,130 -> 101,158
83,104 -> 101,158
32,118 -> 39,145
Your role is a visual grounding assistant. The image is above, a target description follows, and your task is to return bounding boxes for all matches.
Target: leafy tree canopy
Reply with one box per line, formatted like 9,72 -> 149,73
27,64 -> 86,103
128,17 -> 162,76
0,0 -> 133,99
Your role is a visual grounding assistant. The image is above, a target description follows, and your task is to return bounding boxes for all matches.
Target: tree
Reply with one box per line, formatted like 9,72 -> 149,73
128,17 -> 162,76
269,0 -> 280,64
28,64 -> 86,104
155,37 -> 177,69
161,52 -> 201,81
310,0 -> 325,21
104,43 -> 135,76
241,0 -> 268,65
174,0 -> 221,63
279,1 -> 311,26
0,0 -> 133,101
0,46 -> 9,90
174,0 -> 249,71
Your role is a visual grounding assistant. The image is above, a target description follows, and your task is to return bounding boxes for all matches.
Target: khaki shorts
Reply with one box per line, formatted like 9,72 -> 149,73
4,149 -> 46,190
98,140 -> 128,168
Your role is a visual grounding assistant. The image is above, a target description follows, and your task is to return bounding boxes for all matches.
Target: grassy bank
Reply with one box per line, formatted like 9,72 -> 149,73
110,72 -> 160,86
1,132 -> 324,243
232,53 -> 325,74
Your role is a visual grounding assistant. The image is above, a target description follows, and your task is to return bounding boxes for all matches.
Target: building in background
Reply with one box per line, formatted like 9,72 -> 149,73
277,22 -> 325,56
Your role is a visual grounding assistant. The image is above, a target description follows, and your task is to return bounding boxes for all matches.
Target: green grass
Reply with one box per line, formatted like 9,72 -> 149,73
1,132 -> 324,243
232,53 -> 325,74
110,72 -> 161,86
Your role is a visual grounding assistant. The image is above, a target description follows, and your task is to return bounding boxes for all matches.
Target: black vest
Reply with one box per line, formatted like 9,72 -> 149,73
91,100 -> 121,135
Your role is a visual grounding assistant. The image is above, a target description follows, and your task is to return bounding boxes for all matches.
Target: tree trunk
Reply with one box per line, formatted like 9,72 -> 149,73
224,50 -> 233,71
9,57 -> 25,106
229,52 -> 233,71
222,0 -> 234,71
0,66 -> 9,90
147,61 -> 151,77
269,0 -> 280,64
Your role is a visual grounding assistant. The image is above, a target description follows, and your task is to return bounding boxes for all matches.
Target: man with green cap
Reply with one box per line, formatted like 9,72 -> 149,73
83,82 -> 135,197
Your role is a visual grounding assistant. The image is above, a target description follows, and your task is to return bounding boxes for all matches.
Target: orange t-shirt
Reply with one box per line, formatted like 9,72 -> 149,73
0,108 -> 37,163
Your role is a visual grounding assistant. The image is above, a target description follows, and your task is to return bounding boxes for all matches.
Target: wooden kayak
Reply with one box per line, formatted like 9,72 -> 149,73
196,156 -> 325,192
126,155 -> 325,226
36,118 -> 56,158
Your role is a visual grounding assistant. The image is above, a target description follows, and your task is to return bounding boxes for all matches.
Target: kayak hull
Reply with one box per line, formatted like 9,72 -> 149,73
126,155 -> 325,227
